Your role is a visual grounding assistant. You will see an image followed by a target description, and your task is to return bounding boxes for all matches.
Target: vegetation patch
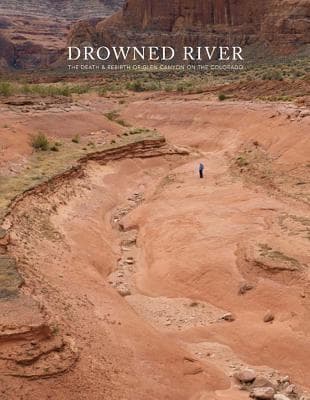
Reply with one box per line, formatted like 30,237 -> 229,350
31,133 -> 50,151
0,82 -> 91,98
218,93 -> 227,101
258,243 -> 301,269
72,134 -> 80,144
104,110 -> 131,127
0,128 -> 162,223
235,155 -> 249,167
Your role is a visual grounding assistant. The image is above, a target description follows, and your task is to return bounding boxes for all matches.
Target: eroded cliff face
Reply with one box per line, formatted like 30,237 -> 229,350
1,0 -> 309,70
121,0 -> 267,31
0,33 -> 14,70
0,0 -> 123,19
0,0 -> 124,70
70,0 -> 309,58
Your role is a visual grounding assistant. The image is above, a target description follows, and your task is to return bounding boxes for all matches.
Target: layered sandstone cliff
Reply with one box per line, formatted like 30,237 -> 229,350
69,0 -> 310,59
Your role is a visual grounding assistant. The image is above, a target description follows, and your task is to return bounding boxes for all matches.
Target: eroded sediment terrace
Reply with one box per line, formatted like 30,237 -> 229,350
0,92 -> 309,400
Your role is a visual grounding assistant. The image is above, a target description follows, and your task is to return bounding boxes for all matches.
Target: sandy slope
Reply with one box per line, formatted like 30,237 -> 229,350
1,95 -> 310,399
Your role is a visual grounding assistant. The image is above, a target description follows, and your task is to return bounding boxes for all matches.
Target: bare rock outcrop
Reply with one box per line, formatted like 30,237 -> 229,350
251,386 -> 275,400
0,295 -> 78,379
0,32 -> 14,70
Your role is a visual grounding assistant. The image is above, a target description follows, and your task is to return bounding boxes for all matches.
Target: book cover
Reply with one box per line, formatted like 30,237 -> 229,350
0,1 -> 309,399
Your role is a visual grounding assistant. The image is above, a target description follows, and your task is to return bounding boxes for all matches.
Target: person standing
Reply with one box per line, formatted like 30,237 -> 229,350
199,162 -> 204,179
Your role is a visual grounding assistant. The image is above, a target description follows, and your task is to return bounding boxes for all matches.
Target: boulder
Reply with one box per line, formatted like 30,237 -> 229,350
251,387 -> 275,399
253,376 -> 276,389
274,395 -> 290,400
278,376 -> 290,384
221,312 -> 236,322
239,282 -> 254,295
284,384 -> 298,395
263,311 -> 275,323
300,110 -> 310,118
116,286 -> 131,297
234,368 -> 256,383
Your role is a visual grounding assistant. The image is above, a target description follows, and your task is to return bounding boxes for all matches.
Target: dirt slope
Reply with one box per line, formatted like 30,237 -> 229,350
1,95 -> 310,399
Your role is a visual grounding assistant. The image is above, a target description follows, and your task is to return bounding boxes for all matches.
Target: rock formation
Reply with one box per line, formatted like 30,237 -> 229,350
0,0 -> 123,19
1,0 -> 309,70
0,32 -> 14,70
0,0 -> 124,70
69,0 -> 310,60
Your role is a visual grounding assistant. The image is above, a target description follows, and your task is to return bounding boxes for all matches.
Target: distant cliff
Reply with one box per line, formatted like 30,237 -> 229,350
0,0 -> 124,70
1,0 -> 309,71
69,0 -> 310,60
0,0 -> 123,19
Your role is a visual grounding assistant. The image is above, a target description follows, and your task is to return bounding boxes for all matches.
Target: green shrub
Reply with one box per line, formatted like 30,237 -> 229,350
55,85 -> 70,97
21,84 -> 32,95
164,84 -> 173,92
236,155 -> 249,167
71,85 -> 90,94
218,93 -> 227,101
126,80 -> 144,92
31,133 -> 49,151
0,82 -> 13,97
128,128 -> 148,135
262,70 -> 283,81
176,83 -> 185,92
97,87 -> 107,96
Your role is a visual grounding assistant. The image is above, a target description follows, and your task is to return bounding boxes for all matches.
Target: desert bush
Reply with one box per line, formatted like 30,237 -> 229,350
262,70 -> 283,81
98,87 -> 107,96
126,80 -> 144,92
72,134 -> 80,144
235,155 -> 249,167
21,84 -> 78,97
104,110 -> 119,121
176,81 -> 193,92
31,133 -> 49,151
70,84 -> 90,94
218,93 -> 227,101
116,119 -> 131,127
0,82 -> 13,97
128,128 -> 148,135
164,84 -> 173,92
50,145 -> 59,152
